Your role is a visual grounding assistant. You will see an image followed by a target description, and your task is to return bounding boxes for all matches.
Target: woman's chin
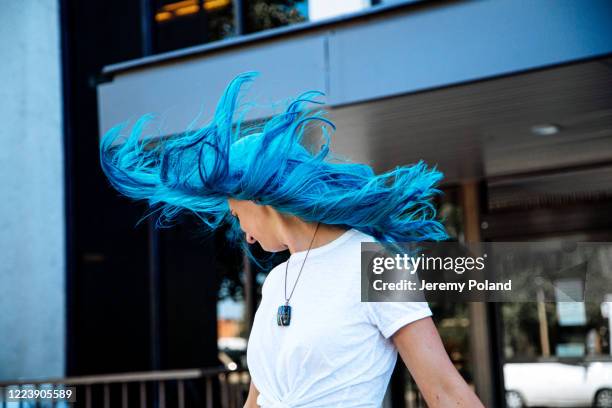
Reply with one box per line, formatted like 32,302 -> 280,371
260,244 -> 286,253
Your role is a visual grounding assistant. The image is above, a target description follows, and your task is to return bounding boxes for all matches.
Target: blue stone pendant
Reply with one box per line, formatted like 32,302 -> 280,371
277,303 -> 291,326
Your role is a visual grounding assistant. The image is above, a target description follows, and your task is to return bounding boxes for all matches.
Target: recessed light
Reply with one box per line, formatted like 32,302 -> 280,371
530,124 -> 561,136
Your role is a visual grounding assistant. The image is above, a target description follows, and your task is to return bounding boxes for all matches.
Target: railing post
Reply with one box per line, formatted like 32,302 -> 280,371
236,377 -> 244,408
177,380 -> 185,408
220,372 -> 229,408
0,367 -> 250,408
122,382 -> 128,408
86,384 -> 92,408
140,381 -> 146,408
158,381 -> 165,408
103,383 -> 110,408
205,377 -> 213,408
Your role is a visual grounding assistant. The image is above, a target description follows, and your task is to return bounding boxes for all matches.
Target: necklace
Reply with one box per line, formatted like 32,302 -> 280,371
277,222 -> 321,326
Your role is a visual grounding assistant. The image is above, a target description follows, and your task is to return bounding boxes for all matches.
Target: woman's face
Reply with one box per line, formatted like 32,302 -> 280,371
227,198 -> 287,252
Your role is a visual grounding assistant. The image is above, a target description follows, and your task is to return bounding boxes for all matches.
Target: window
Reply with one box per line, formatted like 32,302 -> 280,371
151,0 -> 395,53
153,0 -> 236,53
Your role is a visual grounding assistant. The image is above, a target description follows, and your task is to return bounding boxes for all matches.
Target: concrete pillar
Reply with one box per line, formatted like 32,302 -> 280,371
0,0 -> 65,380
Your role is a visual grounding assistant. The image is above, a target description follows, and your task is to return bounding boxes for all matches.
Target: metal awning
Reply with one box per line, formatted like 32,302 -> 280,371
97,0 -> 612,184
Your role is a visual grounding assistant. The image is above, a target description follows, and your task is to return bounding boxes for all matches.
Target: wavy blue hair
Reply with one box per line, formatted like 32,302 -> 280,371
99,71 -> 449,269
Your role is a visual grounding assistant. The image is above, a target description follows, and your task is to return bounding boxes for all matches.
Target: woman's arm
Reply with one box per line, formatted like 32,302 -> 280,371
243,380 -> 260,408
392,316 -> 485,408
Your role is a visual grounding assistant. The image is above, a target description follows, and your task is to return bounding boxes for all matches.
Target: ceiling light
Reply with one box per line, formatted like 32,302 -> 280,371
530,124 -> 561,136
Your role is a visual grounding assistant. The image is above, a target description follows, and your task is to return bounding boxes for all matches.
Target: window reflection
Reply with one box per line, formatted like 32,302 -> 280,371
434,187 -> 476,389
244,0 -> 386,33
402,187 -> 477,406
244,0 -> 308,34
151,0 -> 401,53
501,233 -> 612,408
503,299 -> 610,360
217,296 -> 248,368
154,0 -> 235,53
307,0 -> 373,22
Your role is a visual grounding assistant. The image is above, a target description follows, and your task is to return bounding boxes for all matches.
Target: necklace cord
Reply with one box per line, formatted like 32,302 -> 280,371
284,222 -> 321,304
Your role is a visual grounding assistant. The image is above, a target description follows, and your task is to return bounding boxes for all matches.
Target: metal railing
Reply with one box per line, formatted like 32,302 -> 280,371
0,366 -> 250,408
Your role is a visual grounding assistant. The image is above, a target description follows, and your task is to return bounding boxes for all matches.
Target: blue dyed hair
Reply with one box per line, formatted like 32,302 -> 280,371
99,71 -> 449,269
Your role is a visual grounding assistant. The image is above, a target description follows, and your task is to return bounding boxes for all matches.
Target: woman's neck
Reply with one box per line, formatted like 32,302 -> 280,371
282,222 -> 350,255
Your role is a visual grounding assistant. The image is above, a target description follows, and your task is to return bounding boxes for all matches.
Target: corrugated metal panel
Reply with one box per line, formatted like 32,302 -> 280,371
97,35 -> 328,138
326,57 -> 612,183
97,0 -> 612,140
487,166 -> 612,211
327,0 -> 612,105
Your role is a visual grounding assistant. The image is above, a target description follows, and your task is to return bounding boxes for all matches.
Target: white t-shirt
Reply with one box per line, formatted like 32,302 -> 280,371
246,227 -> 433,408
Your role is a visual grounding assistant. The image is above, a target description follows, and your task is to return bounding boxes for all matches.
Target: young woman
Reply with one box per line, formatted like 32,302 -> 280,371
100,71 -> 485,407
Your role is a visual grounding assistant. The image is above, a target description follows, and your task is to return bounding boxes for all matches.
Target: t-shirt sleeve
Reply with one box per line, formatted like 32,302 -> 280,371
365,300 -> 433,339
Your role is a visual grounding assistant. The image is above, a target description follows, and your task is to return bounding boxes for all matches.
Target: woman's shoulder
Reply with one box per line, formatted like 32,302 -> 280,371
323,227 -> 378,266
259,259 -> 288,295
347,228 -> 378,248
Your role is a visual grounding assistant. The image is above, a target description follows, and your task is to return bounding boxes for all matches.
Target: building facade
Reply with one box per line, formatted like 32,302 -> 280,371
2,1 -> 612,407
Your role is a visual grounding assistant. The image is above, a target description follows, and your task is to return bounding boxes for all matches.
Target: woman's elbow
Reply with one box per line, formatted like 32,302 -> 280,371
243,380 -> 260,408
434,372 -> 485,408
